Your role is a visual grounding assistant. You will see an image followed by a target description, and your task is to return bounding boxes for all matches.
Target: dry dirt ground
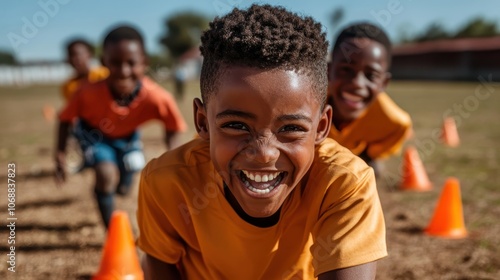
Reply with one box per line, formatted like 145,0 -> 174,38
0,80 -> 499,279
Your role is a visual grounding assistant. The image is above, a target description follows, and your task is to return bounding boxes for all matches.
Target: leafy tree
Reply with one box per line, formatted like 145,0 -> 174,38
414,22 -> 450,42
148,53 -> 172,68
454,18 -> 498,38
159,12 -> 210,61
0,50 -> 16,65
404,17 -> 499,43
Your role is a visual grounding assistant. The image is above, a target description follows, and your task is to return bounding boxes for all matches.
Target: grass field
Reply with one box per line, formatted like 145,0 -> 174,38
0,79 -> 499,279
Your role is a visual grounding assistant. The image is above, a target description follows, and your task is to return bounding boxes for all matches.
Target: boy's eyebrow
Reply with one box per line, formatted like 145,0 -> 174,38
216,110 -> 312,123
338,58 -> 358,64
278,114 -> 312,123
366,64 -> 384,72
216,110 -> 257,120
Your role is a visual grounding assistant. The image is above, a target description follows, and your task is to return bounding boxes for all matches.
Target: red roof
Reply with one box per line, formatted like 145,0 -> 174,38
392,36 -> 500,55
178,47 -> 201,62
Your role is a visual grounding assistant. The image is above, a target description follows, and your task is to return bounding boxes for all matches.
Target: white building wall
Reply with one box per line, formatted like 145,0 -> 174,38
0,63 -> 72,86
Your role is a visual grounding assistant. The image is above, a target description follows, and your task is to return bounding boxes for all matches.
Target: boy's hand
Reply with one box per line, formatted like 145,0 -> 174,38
54,152 -> 66,186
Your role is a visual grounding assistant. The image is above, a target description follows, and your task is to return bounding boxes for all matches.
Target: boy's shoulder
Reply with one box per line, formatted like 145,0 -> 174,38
142,77 -> 170,93
372,92 -> 411,126
77,78 -> 108,95
140,77 -> 176,101
302,138 -> 375,213
313,138 -> 372,181
64,79 -> 108,105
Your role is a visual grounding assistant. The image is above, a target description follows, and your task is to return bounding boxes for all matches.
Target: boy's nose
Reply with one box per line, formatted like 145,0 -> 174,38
118,64 -> 132,78
244,137 -> 279,164
351,71 -> 366,88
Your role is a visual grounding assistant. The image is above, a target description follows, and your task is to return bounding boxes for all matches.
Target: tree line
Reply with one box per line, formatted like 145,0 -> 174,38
400,17 -> 499,43
1,12 -> 498,66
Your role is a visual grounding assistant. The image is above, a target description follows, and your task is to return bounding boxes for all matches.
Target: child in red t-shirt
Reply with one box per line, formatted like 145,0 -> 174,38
55,25 -> 187,229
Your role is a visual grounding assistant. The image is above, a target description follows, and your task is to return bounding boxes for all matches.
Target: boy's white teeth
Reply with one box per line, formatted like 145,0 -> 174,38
240,170 -> 283,194
246,184 -> 273,194
242,170 -> 280,183
342,92 -> 363,102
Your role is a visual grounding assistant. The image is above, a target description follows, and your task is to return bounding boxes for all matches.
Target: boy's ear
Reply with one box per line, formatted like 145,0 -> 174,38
315,104 -> 332,144
193,98 -> 210,140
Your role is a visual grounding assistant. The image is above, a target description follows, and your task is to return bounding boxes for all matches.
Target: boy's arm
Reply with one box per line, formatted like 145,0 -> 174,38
54,121 -> 72,185
142,253 -> 181,280
318,261 -> 377,280
164,130 -> 183,151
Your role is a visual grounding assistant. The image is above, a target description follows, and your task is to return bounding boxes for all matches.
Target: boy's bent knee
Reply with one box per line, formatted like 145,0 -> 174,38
94,162 -> 119,193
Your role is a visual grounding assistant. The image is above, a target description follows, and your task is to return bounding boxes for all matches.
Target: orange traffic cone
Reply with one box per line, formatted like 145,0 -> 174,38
441,117 -> 460,147
400,146 -> 432,191
42,104 -> 56,122
424,177 -> 468,238
93,211 -> 144,280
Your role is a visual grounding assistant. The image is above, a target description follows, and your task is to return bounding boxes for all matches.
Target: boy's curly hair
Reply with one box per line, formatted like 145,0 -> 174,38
200,4 -> 328,108
332,22 -> 392,66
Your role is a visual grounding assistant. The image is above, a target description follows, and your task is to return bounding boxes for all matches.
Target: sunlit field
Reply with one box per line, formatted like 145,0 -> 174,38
0,79 -> 498,279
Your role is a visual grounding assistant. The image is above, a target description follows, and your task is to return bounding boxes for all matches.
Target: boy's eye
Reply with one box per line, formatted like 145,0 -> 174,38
110,60 -> 124,68
339,66 -> 351,73
338,66 -> 354,77
366,72 -> 381,82
279,124 -> 306,133
221,122 -> 249,131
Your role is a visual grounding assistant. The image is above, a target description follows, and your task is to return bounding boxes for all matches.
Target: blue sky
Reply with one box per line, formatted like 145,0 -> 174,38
1,0 -> 499,62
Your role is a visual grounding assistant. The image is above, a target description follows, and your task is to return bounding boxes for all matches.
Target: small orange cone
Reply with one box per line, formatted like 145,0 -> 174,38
42,104 -> 56,122
400,146 -> 432,191
93,211 -> 144,280
424,177 -> 468,238
441,117 -> 460,147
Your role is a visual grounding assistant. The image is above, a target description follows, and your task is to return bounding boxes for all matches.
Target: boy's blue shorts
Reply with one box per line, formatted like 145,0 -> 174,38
74,120 -> 145,190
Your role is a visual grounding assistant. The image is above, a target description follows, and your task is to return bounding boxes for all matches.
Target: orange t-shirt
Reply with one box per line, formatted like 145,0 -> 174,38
61,66 -> 109,102
59,77 -> 187,138
137,138 -> 387,279
329,92 -> 412,159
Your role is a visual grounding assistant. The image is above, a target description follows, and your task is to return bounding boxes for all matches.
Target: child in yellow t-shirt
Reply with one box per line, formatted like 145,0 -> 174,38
137,5 -> 387,279
61,38 -> 108,102
327,22 -> 412,176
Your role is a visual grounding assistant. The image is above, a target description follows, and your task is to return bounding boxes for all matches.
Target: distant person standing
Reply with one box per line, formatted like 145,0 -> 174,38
61,38 -> 108,102
173,65 -> 186,99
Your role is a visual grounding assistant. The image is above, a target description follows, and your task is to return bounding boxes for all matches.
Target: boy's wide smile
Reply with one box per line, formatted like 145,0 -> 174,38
238,170 -> 287,196
339,91 -> 370,111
